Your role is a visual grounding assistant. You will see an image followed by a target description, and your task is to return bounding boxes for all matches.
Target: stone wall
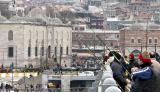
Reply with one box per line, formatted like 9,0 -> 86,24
0,23 -> 72,67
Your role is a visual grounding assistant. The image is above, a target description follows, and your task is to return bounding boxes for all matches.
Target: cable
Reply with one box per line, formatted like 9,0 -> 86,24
96,35 -> 131,76
77,36 -> 126,92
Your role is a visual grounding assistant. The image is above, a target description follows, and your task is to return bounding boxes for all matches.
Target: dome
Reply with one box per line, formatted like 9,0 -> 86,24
0,12 -> 7,21
104,66 -> 113,73
48,17 -> 63,24
105,86 -> 121,92
101,78 -> 117,92
103,78 -> 117,85
9,15 -> 26,23
101,73 -> 113,82
95,70 -> 103,81
28,7 -> 46,18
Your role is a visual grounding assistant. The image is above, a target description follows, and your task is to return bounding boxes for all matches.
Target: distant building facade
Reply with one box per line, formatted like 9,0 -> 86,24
87,0 -> 102,7
120,23 -> 160,55
89,16 -> 104,29
72,29 -> 120,51
0,7 -> 72,68
105,17 -> 135,30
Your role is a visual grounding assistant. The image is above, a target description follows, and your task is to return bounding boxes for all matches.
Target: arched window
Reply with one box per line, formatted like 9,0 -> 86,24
131,37 -> 135,43
66,46 -> 68,55
48,45 -> 51,58
8,30 -> 13,41
137,37 -> 142,44
28,40 -> 31,57
35,40 -> 38,57
8,47 -> 14,57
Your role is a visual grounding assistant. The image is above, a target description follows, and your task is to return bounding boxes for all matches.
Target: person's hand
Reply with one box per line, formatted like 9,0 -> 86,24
126,78 -> 131,84
131,67 -> 139,72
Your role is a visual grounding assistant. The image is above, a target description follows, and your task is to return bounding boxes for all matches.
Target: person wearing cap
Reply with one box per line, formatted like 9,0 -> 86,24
131,51 -> 160,92
128,53 -> 139,73
150,52 -> 160,63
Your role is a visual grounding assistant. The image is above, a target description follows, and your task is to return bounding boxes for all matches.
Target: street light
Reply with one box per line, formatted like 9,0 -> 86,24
141,43 -> 143,53
155,43 -> 157,53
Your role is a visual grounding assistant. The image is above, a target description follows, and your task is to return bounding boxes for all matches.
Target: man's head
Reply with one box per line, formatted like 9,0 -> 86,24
149,52 -> 155,58
108,51 -> 122,62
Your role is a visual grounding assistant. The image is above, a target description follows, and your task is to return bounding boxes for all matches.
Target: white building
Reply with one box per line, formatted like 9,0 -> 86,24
0,7 -> 72,68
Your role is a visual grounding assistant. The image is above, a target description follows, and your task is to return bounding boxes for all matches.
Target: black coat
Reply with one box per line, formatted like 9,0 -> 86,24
128,59 -> 139,73
110,60 -> 127,90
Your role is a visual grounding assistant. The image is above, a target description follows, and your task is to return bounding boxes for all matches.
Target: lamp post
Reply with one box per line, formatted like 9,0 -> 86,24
145,17 -> 149,51
141,43 -> 143,53
155,43 -> 157,53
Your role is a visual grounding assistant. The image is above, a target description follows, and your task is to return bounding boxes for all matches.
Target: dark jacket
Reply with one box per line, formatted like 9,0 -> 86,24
110,60 -> 127,90
128,59 -> 139,73
131,60 -> 160,92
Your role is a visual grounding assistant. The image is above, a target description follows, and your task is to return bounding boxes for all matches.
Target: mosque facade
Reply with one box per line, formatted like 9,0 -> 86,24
0,7 -> 72,68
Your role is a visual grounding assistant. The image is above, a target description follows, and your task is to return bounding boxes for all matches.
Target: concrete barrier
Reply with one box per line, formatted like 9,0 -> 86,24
105,86 -> 121,92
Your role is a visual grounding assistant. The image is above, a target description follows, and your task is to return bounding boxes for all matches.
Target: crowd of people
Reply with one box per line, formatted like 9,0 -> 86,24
0,83 -> 13,91
104,51 -> 160,92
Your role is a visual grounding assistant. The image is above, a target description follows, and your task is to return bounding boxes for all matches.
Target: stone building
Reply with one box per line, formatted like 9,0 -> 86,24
72,29 -> 120,52
0,7 -> 72,68
120,23 -> 160,56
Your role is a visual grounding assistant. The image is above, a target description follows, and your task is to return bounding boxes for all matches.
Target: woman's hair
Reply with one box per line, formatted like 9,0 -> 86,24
140,62 -> 152,68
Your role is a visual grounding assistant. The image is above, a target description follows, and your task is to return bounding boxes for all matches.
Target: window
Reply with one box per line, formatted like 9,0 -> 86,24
155,39 -> 158,44
35,40 -> 38,56
131,39 -> 134,43
60,46 -> 63,55
66,46 -> 68,55
8,30 -> 13,41
48,46 -> 51,58
110,42 -> 113,46
41,47 -> 44,56
28,47 -> 31,57
138,39 -> 141,43
8,47 -> 14,57
80,27 -> 84,31
149,39 -> 152,44
35,47 -> 38,56
75,27 -> 78,31
116,35 -> 119,38
54,47 -> 57,56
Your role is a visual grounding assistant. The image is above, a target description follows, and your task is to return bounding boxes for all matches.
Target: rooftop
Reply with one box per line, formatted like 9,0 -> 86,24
121,23 -> 160,30
73,29 -> 119,33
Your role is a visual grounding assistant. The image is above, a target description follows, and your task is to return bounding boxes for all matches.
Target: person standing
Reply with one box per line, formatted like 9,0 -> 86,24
128,53 -> 139,73
109,51 -> 130,91
131,51 -> 160,92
